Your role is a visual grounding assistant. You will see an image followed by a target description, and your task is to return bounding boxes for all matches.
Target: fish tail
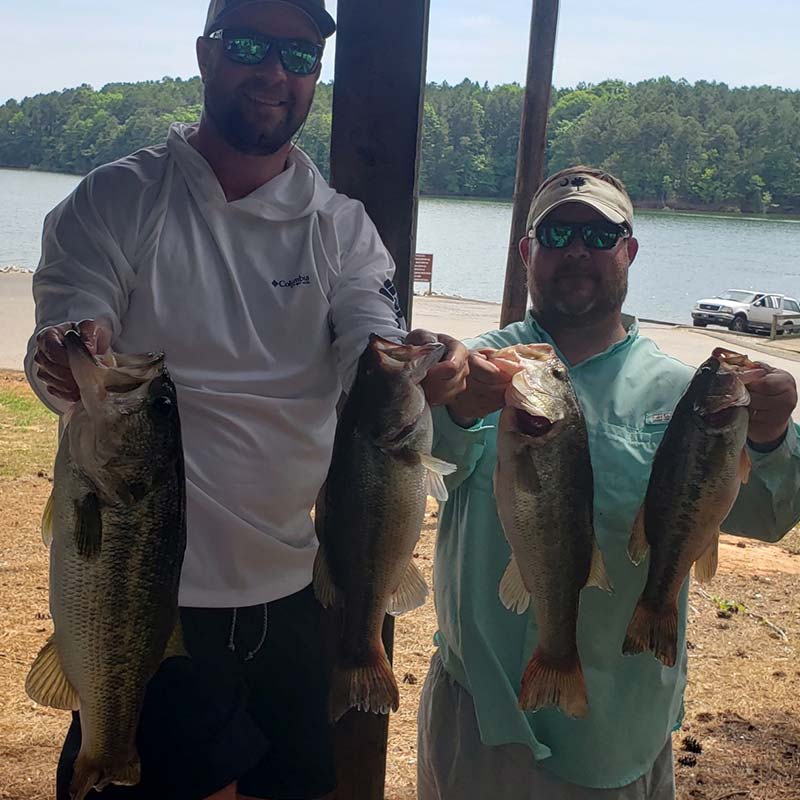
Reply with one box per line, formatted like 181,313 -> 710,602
70,751 -> 140,800
329,650 -> 399,723
622,598 -> 678,667
518,649 -> 588,718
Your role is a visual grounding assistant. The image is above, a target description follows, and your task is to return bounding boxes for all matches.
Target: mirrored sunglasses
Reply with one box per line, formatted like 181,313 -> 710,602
209,28 -> 322,76
534,220 -> 631,250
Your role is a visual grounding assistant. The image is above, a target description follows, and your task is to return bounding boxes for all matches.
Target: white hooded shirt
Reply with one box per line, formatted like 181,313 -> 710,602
25,122 -> 405,608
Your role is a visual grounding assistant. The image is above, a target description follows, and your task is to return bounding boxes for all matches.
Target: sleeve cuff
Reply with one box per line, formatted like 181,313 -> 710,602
747,421 -> 799,468
23,340 -> 71,416
435,405 -> 493,435
432,405 -> 494,455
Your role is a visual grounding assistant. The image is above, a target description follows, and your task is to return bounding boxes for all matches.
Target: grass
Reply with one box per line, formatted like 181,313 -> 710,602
0,392 -> 53,428
0,373 -> 57,479
712,596 -> 747,618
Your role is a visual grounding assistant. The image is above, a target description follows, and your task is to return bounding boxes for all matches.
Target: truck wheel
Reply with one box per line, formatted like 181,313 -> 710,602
730,315 -> 748,333
693,319 -> 707,327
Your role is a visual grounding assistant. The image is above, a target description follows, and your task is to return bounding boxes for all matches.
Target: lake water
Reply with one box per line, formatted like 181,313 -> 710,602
3,167 -> 800,324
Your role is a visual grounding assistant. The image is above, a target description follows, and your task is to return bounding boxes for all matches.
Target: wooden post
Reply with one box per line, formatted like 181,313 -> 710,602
325,1 -> 431,797
329,1 -> 431,325
500,0 -> 560,328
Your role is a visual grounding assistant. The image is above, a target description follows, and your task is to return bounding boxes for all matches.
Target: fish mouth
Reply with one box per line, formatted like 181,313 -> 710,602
490,343 -> 555,375
514,408 -> 557,437
63,328 -> 97,364
694,351 -> 757,420
711,347 -> 766,385
490,344 -> 568,429
505,365 -> 565,423
370,334 -> 445,383
64,330 -> 164,416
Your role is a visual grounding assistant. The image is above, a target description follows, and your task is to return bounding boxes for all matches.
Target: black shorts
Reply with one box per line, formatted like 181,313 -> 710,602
56,584 -> 336,800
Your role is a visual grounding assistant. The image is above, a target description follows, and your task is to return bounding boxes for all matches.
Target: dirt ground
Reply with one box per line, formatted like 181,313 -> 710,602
2,369 -> 800,800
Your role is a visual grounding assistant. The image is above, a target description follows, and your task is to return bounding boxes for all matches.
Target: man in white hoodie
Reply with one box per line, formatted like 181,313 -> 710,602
26,1 -> 467,798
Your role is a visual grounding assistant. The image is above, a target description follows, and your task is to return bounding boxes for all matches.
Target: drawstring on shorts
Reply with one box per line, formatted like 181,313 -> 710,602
227,603 -> 269,662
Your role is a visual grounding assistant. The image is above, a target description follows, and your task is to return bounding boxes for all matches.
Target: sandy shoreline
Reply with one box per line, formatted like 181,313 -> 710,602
3,273 -> 799,414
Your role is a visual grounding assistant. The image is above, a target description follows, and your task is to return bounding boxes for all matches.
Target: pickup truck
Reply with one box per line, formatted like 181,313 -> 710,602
692,290 -> 800,334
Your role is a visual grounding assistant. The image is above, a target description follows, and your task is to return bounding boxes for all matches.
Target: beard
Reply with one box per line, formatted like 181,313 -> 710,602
203,75 -> 311,156
529,266 -> 629,323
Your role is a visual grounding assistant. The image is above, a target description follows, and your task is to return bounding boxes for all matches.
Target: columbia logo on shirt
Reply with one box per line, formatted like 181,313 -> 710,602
379,279 -> 405,327
272,275 -> 310,288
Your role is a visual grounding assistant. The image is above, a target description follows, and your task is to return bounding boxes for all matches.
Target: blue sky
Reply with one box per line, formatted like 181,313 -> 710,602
3,0 -> 799,102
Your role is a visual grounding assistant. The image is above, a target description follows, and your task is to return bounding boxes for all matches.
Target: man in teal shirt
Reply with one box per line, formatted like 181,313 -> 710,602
416,166 -> 800,799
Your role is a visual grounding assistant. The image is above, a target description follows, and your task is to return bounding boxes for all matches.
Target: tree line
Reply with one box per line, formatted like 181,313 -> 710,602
1,76 -> 799,214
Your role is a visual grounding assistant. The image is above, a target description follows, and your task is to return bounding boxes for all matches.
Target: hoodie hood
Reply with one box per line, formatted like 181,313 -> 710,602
167,122 -> 337,221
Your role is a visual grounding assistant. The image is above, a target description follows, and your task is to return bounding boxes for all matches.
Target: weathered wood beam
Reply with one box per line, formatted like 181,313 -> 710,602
325,1 -> 431,797
500,0 -> 560,327
329,0 -> 431,325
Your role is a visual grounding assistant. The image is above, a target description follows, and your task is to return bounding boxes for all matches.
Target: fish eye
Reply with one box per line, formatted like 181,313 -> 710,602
551,368 -> 565,380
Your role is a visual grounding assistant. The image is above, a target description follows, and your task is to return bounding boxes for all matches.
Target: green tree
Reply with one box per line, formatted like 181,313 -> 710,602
2,76 -> 799,213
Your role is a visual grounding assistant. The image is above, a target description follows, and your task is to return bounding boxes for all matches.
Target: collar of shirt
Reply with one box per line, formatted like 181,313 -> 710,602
523,310 -> 639,370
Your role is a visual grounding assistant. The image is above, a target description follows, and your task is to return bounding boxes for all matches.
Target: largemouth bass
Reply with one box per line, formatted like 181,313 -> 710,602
314,335 -> 455,721
492,344 -> 611,718
25,331 -> 186,800
623,347 -> 763,666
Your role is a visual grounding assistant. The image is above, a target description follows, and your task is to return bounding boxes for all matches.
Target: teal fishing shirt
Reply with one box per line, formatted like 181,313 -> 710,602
431,314 -> 800,789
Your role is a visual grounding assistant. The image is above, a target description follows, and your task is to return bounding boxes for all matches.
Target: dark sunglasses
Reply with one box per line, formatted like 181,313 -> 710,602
534,220 -> 631,250
208,28 -> 323,76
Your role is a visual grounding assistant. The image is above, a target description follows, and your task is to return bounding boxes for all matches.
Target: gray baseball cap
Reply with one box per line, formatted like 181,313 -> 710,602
204,0 -> 336,38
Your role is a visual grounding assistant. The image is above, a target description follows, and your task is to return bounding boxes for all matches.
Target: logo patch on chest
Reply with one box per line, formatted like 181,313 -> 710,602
644,411 -> 673,426
272,275 -> 310,289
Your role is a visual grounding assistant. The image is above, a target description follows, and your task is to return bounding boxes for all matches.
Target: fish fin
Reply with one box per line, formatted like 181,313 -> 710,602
627,505 -> 649,565
585,539 -> 613,593
694,531 -> 720,583
41,492 -> 54,547
739,447 -> 752,485
387,559 -> 428,616
312,543 -> 339,608
162,619 -> 188,660
518,649 -> 588,718
420,453 -> 457,501
74,493 -> 102,560
329,650 -> 399,722
25,636 -> 80,710
622,599 -> 678,667
499,555 -> 530,614
71,752 -> 141,800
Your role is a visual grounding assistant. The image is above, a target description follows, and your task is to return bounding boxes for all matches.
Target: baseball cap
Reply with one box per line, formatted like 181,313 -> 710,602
204,0 -> 336,38
527,170 -> 634,235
